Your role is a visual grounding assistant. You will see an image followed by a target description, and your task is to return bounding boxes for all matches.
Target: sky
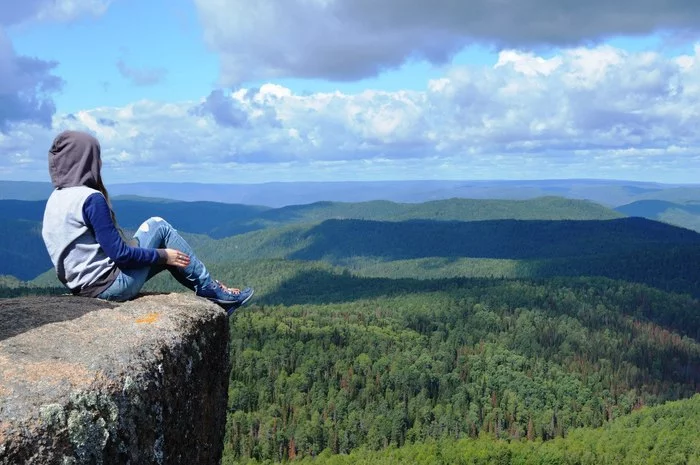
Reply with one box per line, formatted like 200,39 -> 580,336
2,0 -> 700,184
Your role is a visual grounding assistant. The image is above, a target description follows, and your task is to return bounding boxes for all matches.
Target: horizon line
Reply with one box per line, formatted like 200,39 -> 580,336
2,178 -> 700,187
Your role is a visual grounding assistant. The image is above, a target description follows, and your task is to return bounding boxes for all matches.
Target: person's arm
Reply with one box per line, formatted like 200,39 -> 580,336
83,192 -> 167,268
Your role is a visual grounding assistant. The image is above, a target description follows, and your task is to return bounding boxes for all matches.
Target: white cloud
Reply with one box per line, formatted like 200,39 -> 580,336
5,44 -> 700,183
495,51 -> 562,77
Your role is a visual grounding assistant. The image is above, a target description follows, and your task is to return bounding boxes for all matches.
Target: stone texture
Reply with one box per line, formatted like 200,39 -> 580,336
0,293 -> 231,464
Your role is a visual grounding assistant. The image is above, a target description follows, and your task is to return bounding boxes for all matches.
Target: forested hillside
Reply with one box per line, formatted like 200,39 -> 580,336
192,217 -> 700,264
282,395 -> 700,465
188,218 -> 700,297
19,215 -> 700,298
287,217 -> 699,260
0,196 -> 627,281
207,271 -> 700,463
136,261 -> 700,463
234,196 -> 622,235
617,199 -> 700,232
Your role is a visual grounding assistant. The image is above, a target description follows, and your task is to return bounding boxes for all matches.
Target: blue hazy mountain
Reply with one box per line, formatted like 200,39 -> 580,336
0,181 -> 53,200
3,179 -> 700,207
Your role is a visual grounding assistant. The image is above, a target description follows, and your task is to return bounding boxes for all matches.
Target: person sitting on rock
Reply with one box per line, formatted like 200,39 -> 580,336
41,130 -> 253,314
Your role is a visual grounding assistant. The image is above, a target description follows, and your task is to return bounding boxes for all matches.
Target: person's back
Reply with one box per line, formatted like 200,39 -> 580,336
43,185 -> 118,296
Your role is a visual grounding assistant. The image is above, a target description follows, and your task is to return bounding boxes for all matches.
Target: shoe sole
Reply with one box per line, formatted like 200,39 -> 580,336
224,289 -> 255,316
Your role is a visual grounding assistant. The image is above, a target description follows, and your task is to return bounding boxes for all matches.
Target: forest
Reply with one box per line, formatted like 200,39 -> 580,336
209,273 -> 699,463
281,394 -> 700,465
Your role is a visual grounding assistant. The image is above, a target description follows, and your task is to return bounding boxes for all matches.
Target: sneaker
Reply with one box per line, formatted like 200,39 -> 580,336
223,287 -> 254,316
196,280 -> 254,307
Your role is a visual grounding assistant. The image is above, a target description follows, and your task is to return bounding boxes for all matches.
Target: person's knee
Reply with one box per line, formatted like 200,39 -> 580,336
137,216 -> 171,234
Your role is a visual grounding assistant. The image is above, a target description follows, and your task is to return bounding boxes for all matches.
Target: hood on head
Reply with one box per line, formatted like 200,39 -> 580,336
48,131 -> 103,189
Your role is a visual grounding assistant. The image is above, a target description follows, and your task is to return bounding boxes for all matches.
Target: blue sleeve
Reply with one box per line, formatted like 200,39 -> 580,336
83,193 -> 166,268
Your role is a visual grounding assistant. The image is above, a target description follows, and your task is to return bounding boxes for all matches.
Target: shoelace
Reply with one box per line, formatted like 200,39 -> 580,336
215,280 -> 241,296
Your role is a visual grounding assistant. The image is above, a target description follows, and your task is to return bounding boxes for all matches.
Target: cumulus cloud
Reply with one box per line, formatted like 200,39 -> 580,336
190,89 -> 249,127
116,59 -> 167,86
6,44 -> 700,182
0,121 -> 60,178
194,0 -> 700,84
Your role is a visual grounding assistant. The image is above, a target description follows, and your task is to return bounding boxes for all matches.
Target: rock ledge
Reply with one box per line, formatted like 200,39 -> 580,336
0,293 -> 230,465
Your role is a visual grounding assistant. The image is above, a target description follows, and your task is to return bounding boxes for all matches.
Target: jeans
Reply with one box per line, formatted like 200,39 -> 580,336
97,217 -> 213,301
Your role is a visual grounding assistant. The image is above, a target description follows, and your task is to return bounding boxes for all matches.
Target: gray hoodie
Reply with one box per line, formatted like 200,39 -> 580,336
42,131 -> 119,296
48,131 -> 103,189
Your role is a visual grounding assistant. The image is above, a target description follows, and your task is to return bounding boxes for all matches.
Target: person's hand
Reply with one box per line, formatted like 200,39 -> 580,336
165,248 -> 190,267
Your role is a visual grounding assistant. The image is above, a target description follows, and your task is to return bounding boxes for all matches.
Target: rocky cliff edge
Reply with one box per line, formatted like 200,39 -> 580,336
0,293 -> 230,465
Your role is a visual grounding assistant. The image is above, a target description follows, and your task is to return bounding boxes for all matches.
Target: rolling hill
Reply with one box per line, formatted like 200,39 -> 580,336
285,217 -> 698,261
198,196 -> 625,237
189,217 -> 700,297
617,199 -> 700,232
0,196 -> 626,281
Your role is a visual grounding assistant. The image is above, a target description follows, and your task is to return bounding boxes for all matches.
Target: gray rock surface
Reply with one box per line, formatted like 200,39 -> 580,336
0,293 -> 231,464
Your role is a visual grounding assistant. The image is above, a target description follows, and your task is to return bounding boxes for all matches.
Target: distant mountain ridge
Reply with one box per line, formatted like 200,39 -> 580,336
3,179 -> 700,207
0,181 -> 53,201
